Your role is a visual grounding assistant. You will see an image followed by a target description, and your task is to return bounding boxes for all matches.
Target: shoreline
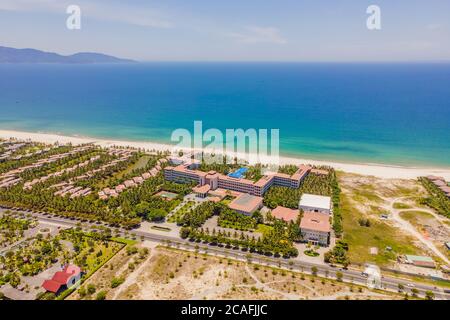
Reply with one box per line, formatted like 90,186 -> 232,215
1,129 -> 450,180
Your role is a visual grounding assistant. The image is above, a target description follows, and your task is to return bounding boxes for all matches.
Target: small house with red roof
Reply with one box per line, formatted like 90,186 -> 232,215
42,265 -> 82,295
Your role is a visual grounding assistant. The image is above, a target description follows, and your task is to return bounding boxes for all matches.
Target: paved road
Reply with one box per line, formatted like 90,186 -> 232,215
2,207 -> 449,300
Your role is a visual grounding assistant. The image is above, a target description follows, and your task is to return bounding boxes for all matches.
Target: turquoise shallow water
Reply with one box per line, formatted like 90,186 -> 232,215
0,62 -> 449,167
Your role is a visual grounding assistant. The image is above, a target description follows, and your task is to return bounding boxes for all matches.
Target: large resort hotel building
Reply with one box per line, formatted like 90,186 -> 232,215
164,160 -> 311,198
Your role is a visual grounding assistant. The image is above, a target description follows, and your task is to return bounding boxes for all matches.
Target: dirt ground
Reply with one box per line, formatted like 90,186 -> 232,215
336,172 -> 448,266
107,246 -> 403,300
67,241 -> 154,300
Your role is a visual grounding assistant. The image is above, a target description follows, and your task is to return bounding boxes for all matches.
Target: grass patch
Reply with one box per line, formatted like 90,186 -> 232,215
113,155 -> 151,180
304,250 -> 320,257
110,237 -> 138,246
399,211 -> 435,230
352,187 -> 384,203
220,198 -> 232,206
393,202 -> 412,210
256,224 -> 273,236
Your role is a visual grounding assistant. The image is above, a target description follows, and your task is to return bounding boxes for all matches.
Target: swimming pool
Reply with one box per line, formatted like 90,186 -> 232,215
228,167 -> 248,179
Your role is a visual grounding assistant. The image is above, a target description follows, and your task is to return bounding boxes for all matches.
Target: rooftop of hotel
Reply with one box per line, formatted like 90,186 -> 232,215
228,193 -> 263,213
193,184 -> 211,194
300,211 -> 331,233
253,175 -> 274,187
209,188 -> 241,198
271,206 -> 299,222
219,174 -> 255,185
171,164 -> 208,177
291,164 -> 312,180
207,196 -> 222,203
299,193 -> 331,210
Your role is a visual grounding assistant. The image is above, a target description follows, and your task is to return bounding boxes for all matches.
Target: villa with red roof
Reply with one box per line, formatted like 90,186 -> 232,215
42,265 -> 82,295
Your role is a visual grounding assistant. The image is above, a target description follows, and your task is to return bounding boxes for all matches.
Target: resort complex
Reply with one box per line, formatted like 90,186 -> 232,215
0,137 -> 449,301
164,156 -> 333,245
164,157 -> 311,197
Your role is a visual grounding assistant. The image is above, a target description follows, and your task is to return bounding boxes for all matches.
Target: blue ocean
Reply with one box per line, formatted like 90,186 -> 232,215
0,62 -> 449,167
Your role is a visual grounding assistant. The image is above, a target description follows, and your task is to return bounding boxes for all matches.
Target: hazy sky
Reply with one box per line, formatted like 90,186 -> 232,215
1,0 -> 449,61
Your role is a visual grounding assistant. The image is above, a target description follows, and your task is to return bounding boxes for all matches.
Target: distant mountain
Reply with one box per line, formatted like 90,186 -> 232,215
0,46 -> 136,64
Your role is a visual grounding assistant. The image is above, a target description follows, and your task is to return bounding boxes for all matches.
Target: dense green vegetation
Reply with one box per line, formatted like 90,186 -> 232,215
181,202 -> 220,228
324,240 -> 349,267
419,177 -> 450,218
0,213 -> 32,248
168,201 -> 195,224
0,145 -> 73,175
263,168 -> 343,236
180,202 -> 299,258
181,218 -> 299,258
159,181 -> 193,196
330,171 -> 343,237
277,164 -> 299,176
19,149 -> 102,182
218,209 -> 258,231
264,170 -> 333,209
0,226 -> 120,292
100,154 -> 158,189
263,186 -> 301,209
0,143 -> 180,228
244,164 -> 264,182
134,198 -> 180,222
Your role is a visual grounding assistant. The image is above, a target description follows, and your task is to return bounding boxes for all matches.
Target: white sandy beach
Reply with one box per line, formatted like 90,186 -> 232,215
1,129 -> 449,180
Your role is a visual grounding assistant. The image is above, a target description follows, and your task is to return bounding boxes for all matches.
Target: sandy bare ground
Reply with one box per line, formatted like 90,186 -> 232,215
2,129 -> 450,179
110,247 -> 402,300
67,242 -> 151,300
338,172 -> 450,266
386,196 -> 450,264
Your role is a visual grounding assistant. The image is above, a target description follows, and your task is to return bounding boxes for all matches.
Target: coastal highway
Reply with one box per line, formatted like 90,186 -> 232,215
2,207 -> 449,300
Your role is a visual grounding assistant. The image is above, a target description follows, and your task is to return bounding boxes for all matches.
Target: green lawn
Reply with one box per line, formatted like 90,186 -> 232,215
113,155 -> 151,180
110,237 -> 138,246
393,202 -> 413,209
